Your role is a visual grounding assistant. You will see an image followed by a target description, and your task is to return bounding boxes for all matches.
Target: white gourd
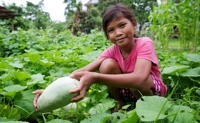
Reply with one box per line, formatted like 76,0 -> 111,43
37,76 -> 79,112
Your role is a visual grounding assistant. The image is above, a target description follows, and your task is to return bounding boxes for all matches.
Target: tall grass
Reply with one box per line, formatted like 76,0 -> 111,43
149,0 -> 200,52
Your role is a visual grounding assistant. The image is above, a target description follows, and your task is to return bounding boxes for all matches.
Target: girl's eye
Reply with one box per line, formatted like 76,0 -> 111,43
120,23 -> 126,28
107,29 -> 114,33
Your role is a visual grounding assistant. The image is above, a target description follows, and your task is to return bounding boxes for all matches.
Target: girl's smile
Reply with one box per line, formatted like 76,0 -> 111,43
106,15 -> 136,50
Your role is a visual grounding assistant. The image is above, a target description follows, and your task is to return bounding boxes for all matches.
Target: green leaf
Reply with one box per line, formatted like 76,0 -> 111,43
1,85 -> 27,96
111,112 -> 127,123
181,67 -> 200,77
14,70 -> 30,81
47,119 -> 73,123
25,52 -> 40,63
167,105 -> 197,123
0,73 -> 13,81
121,110 -> 139,123
3,85 -> 27,92
196,88 -> 200,95
136,96 -> 170,122
27,73 -> 45,86
162,65 -> 189,75
82,50 -> 101,62
0,121 -> 29,123
9,61 -> 24,68
31,73 -> 44,82
14,89 -> 35,117
39,59 -> 54,67
0,104 -> 21,120
80,113 -> 112,123
0,61 -> 10,72
184,53 -> 200,63
89,100 -> 115,115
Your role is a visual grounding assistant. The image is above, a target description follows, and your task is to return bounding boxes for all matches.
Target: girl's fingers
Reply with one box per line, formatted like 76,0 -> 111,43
71,87 -> 86,102
32,89 -> 43,94
71,94 -> 84,102
70,80 -> 88,102
70,82 -> 83,94
32,89 -> 44,111
70,71 -> 84,80
69,74 -> 74,78
33,94 -> 40,111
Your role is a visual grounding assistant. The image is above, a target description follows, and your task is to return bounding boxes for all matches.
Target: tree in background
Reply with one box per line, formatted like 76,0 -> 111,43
64,0 -> 157,35
97,0 -> 157,32
64,0 -> 77,17
64,1 -> 101,35
2,0 -> 51,30
24,1 -> 51,29
2,0 -> 157,35
1,3 -> 30,30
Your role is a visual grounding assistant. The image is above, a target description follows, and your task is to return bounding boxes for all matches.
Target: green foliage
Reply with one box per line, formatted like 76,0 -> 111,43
149,0 -> 200,52
64,0 -> 157,35
3,1 -> 51,30
66,3 -> 102,35
0,27 -> 199,122
137,96 -> 198,123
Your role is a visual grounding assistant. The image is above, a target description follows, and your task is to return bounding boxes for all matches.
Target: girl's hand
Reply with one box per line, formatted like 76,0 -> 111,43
32,89 -> 44,111
70,71 -> 95,102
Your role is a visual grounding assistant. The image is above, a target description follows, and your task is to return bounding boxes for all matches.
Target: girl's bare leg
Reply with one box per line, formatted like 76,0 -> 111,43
99,58 -> 154,110
99,58 -> 125,109
130,75 -> 154,99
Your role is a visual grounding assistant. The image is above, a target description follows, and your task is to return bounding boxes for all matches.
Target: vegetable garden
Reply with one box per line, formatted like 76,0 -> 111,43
0,0 -> 200,122
0,27 -> 199,123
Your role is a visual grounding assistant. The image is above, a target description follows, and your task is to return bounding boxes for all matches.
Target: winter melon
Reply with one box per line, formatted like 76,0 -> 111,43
37,76 -> 79,112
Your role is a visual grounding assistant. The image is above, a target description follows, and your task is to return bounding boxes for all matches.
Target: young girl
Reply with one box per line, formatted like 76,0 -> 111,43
33,3 -> 167,111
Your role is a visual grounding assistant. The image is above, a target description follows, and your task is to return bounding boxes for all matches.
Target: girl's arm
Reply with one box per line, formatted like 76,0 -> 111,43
73,58 -> 106,72
95,59 -> 153,89
70,58 -> 154,102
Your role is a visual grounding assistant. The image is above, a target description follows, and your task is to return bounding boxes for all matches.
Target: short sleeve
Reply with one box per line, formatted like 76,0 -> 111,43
137,38 -> 158,65
98,45 -> 114,59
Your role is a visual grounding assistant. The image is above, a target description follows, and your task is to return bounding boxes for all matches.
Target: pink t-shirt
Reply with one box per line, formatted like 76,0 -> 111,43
99,37 -> 165,90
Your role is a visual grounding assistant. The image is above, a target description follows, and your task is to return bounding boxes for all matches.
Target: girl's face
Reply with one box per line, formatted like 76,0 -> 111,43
106,15 -> 136,48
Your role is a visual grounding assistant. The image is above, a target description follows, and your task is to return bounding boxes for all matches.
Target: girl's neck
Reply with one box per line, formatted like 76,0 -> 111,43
120,38 -> 136,52
120,38 -> 137,59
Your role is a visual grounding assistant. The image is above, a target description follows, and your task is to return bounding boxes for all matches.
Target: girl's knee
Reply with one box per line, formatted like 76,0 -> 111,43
99,58 -> 121,74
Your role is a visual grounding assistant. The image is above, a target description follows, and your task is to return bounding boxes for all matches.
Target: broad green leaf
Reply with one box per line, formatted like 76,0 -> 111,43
2,85 -> 27,96
80,113 -> 112,123
0,73 -> 13,81
167,105 -> 197,123
39,59 -> 54,67
181,67 -> 200,77
121,110 -> 139,123
0,62 -> 10,71
0,121 -> 28,123
14,89 -> 35,117
196,89 -> 200,95
31,73 -> 44,82
0,104 -> 21,120
47,119 -> 72,123
9,61 -> 24,68
89,100 -> 115,115
27,73 -> 45,86
162,65 -> 189,75
3,85 -> 27,92
111,112 -> 127,123
82,50 -> 101,62
184,53 -> 200,63
25,52 -> 40,63
14,70 -> 30,81
136,96 -> 170,122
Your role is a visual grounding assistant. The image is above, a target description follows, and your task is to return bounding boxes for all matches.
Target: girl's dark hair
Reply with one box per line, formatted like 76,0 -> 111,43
102,4 -> 137,38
